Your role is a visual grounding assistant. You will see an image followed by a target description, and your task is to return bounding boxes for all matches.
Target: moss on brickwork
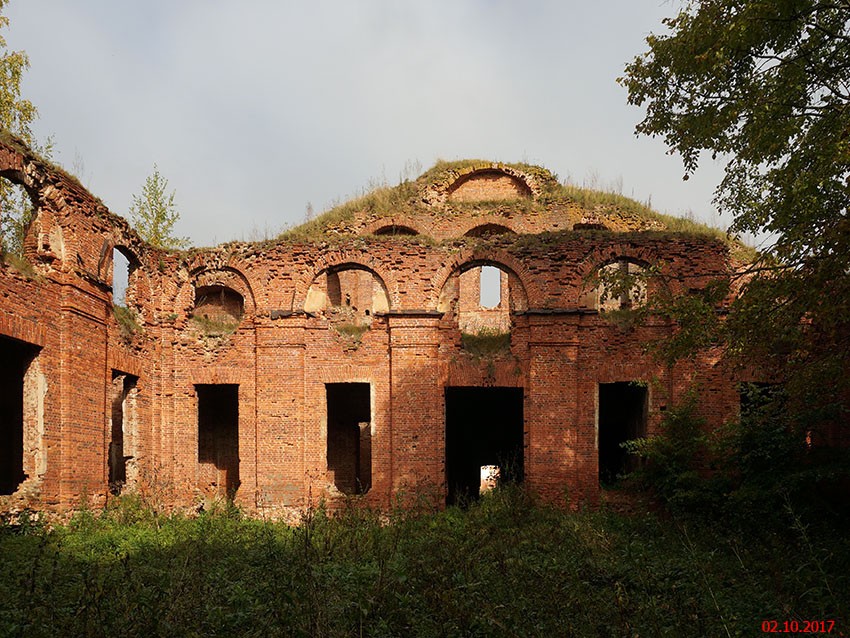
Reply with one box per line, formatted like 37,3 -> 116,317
333,322 -> 369,346
190,314 -> 239,336
113,304 -> 141,338
461,328 -> 511,357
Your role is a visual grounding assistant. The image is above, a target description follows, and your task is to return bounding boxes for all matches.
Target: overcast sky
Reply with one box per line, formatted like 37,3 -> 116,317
5,0 -> 726,248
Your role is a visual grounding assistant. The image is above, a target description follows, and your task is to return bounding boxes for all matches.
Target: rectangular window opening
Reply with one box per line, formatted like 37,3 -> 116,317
445,386 -> 524,505
113,248 -> 130,306
598,382 -> 647,486
0,336 -> 41,495
326,383 -> 371,495
479,266 -> 502,308
197,384 -> 240,500
109,371 -> 138,495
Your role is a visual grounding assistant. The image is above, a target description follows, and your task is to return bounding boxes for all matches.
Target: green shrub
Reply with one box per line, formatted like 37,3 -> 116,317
621,392 -> 721,512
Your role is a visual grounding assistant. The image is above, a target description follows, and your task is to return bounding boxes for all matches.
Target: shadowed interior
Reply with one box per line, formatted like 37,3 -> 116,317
445,387 -> 524,505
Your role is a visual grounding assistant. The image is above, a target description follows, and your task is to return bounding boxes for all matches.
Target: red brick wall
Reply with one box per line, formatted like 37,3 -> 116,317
448,171 -> 531,202
0,137 -> 748,514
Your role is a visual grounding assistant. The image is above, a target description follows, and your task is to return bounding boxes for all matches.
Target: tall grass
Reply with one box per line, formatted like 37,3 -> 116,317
279,181 -> 419,242
1,486 -> 846,637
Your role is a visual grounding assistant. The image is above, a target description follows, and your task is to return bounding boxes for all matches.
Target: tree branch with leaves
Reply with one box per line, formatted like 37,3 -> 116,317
615,1 -> 850,516
0,0 -> 51,256
620,1 -> 850,423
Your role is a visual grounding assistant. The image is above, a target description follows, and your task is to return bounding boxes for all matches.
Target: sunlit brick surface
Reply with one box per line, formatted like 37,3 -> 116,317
0,138 -> 746,513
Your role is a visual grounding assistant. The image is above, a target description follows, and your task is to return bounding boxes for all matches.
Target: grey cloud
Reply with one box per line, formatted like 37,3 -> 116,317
7,0 -> 725,246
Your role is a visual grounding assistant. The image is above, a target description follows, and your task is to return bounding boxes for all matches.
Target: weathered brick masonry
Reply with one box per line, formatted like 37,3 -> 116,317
0,139 -> 745,513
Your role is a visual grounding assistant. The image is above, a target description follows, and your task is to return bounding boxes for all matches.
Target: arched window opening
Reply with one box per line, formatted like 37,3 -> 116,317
457,264 -> 511,335
595,259 -> 647,312
447,170 -> 532,202
111,246 -> 143,338
373,224 -> 418,236
304,266 -> 390,330
113,248 -> 130,306
191,285 -> 244,335
0,179 -> 37,258
464,223 -> 516,238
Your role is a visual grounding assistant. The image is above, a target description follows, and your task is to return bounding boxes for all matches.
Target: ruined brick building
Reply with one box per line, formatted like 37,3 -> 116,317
0,134 -> 746,514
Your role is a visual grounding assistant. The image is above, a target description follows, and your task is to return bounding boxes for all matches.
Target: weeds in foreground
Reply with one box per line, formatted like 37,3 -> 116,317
0,486 -> 846,637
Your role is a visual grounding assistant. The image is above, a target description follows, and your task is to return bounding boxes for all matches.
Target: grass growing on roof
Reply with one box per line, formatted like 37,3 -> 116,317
278,180 -> 419,241
273,159 -> 757,261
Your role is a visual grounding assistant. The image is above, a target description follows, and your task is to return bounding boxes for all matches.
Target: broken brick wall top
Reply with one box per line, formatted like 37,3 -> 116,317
279,159 -> 744,246
0,134 -> 745,512
0,137 -> 738,302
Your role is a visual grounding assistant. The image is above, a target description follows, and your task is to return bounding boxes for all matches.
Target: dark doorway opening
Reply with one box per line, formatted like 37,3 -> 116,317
0,336 -> 39,495
197,384 -> 240,499
445,387 -> 524,505
326,383 -> 371,495
109,371 -> 138,494
598,382 -> 647,485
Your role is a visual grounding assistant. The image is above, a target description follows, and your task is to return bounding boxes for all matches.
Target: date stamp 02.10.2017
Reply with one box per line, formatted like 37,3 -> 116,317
761,620 -> 840,634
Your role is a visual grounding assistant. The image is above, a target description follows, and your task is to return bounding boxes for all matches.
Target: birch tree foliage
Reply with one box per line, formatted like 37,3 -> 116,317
128,165 -> 189,250
0,0 -> 45,255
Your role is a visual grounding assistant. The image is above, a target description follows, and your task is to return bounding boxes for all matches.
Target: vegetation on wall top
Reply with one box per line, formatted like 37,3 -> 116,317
277,159 -> 745,251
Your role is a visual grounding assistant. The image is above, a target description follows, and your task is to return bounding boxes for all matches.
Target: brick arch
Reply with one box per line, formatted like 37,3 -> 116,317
575,244 -> 669,307
576,244 -> 665,281
447,168 -> 532,201
372,224 -> 419,237
430,247 -> 542,310
176,266 -> 257,323
459,217 -> 518,238
183,251 -> 261,308
291,252 -> 396,312
0,137 -> 161,277
0,141 -> 69,266
0,140 -> 39,194
363,216 -> 427,237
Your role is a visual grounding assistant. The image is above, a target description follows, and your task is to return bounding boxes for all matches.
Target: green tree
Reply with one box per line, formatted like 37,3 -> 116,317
129,165 -> 189,250
620,2 -> 850,431
0,0 -> 44,256
616,1 -> 850,520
